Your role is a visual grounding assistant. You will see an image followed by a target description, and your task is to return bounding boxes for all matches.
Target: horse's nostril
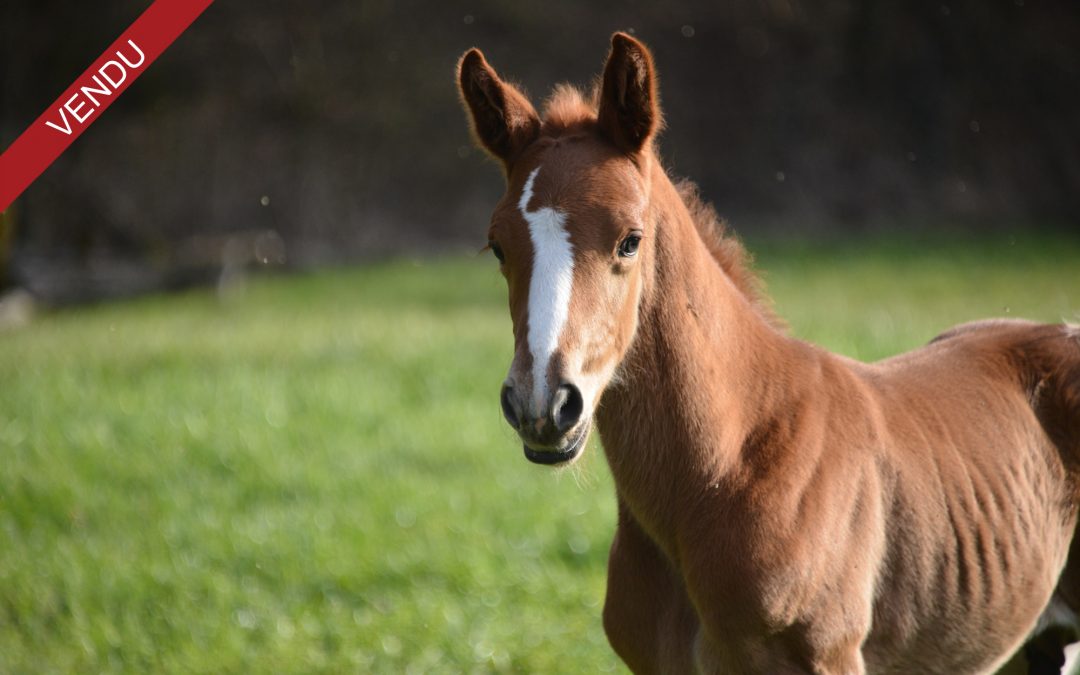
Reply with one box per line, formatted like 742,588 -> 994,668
501,384 -> 520,429
553,383 -> 584,432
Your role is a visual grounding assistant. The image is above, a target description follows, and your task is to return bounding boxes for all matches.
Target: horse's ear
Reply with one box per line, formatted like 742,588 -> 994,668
597,33 -> 662,154
458,49 -> 541,170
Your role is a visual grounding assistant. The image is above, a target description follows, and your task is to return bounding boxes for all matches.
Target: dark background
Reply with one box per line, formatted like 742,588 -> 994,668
2,0 -> 1078,303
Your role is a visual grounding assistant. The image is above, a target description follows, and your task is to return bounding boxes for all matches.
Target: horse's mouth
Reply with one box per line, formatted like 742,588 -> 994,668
523,422 -> 590,465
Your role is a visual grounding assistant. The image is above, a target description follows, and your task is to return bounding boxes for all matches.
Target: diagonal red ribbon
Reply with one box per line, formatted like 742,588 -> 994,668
0,0 -> 216,213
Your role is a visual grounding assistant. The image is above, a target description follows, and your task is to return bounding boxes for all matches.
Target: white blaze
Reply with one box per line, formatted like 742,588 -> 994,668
519,166 -> 574,409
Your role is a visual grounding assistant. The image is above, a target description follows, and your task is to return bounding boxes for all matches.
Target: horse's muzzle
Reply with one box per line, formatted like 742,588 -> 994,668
501,381 -> 585,453
522,420 -> 590,465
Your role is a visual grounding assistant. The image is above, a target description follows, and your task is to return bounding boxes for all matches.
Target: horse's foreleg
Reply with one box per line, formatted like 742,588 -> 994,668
603,501 -> 698,674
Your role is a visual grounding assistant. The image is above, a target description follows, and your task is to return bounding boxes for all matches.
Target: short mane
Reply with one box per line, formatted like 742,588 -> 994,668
673,180 -> 781,328
540,85 -> 781,328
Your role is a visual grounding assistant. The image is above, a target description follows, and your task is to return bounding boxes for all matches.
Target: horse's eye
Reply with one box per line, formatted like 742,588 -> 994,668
618,234 -> 642,258
490,241 -> 505,264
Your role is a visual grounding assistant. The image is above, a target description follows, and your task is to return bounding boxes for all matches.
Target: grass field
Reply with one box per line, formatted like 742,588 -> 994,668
2,235 -> 1079,673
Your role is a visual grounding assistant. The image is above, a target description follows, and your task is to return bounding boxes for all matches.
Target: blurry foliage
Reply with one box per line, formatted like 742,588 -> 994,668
1,0 -> 1079,298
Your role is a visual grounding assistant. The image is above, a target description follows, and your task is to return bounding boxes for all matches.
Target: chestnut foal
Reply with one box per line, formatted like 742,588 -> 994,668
458,34 -> 1080,674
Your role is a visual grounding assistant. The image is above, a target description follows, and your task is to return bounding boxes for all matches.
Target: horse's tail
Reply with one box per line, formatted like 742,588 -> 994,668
1025,323 -> 1080,477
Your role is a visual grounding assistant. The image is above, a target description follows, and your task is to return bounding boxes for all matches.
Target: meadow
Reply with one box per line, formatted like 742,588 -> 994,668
1,235 -> 1078,673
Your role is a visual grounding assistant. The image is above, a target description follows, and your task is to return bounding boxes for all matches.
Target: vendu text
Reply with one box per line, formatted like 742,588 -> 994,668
44,40 -> 146,136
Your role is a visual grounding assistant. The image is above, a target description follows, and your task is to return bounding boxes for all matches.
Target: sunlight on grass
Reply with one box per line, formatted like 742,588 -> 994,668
1,236 -> 1077,673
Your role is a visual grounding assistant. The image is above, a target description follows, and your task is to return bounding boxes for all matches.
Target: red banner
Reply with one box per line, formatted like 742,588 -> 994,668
0,0 -> 215,213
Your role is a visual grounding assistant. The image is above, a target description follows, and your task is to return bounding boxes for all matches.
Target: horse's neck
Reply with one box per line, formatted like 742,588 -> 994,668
595,173 -> 797,560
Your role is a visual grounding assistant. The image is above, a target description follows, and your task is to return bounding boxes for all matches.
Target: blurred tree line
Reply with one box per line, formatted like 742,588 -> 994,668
1,0 -> 1078,302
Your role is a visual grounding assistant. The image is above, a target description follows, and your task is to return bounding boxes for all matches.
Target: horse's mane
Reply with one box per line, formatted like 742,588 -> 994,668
540,85 -> 781,328
672,179 -> 781,328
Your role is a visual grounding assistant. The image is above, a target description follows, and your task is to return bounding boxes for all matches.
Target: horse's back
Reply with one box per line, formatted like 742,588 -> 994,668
872,319 -> 1080,474
926,318 -> 1080,472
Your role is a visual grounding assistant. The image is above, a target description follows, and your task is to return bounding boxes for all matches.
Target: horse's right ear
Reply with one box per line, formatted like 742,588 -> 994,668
458,49 -> 541,170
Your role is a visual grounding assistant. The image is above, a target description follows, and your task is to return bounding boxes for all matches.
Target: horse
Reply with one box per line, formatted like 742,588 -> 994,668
456,33 -> 1080,674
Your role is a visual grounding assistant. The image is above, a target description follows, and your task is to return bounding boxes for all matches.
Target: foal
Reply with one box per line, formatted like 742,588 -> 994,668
458,34 -> 1080,674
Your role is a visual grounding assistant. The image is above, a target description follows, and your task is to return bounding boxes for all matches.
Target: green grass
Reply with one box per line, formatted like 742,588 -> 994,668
1,235 -> 1078,673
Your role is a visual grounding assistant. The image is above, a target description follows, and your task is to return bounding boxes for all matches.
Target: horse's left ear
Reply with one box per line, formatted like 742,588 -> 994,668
597,33 -> 662,155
